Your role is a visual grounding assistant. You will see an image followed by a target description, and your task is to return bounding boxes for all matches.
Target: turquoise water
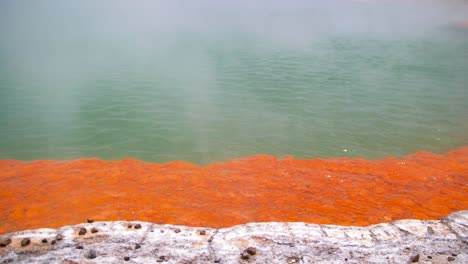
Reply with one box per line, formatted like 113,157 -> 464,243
1,0 -> 467,164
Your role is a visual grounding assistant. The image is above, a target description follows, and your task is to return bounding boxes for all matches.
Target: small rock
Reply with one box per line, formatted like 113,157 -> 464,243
157,255 -> 169,262
51,240 -> 56,245
78,228 -> 87,236
87,218 -> 94,223
199,230 -> 206,235
427,226 -> 435,235
427,256 -> 432,259
85,250 -> 97,259
0,238 -> 12,247
62,260 -> 79,264
20,238 -> 31,247
127,224 -> 133,228
91,227 -> 98,234
448,256 -> 456,261
240,252 -> 250,260
56,234 -> 63,241
245,247 -> 257,256
41,239 -> 47,243
124,256 -> 130,261
134,224 -> 142,229
76,245 -> 83,249
174,228 -> 181,233
451,253 -> 457,257
410,254 -> 419,263
135,243 -> 141,249
287,257 -> 300,263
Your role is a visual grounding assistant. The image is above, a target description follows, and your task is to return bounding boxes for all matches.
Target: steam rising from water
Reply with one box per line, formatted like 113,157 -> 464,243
0,0 -> 467,164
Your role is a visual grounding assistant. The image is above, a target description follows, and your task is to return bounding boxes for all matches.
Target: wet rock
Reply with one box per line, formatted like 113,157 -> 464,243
20,238 -> 30,247
0,238 -> 11,247
91,227 -> 99,234
85,250 -> 97,259
41,239 -> 47,244
134,224 -> 141,229
199,230 -> 206,235
123,256 -> 130,261
87,218 -> 94,223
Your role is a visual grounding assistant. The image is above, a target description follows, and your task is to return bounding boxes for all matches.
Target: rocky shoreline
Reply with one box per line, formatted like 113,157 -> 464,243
0,211 -> 466,263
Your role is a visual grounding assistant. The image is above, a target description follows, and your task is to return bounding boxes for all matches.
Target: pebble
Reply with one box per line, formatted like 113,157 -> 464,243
427,226 -> 435,235
410,254 -> 420,263
287,257 -> 300,263
0,238 -> 12,247
78,228 -> 87,236
85,250 -> 97,259
240,252 -> 250,260
157,255 -> 169,262
20,238 -> 30,247
246,247 -> 257,255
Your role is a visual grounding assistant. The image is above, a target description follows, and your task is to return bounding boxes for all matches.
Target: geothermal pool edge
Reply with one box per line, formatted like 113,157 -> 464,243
0,210 -> 466,263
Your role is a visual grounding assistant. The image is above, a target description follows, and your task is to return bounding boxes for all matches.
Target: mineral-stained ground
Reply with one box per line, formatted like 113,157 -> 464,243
0,147 -> 467,235
0,211 -> 467,263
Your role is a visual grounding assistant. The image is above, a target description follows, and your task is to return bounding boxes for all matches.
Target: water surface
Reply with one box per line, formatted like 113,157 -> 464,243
1,0 -> 467,164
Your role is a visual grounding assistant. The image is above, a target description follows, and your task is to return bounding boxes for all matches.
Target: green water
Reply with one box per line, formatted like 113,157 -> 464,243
1,1 -> 467,164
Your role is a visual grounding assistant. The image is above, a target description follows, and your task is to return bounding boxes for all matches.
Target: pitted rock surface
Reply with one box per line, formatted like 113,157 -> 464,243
0,211 -> 466,263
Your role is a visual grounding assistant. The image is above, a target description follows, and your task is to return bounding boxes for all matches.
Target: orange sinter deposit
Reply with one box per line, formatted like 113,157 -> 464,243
1,147 -> 467,234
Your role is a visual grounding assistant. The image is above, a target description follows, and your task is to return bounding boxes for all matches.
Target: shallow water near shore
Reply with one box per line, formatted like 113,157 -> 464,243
1,0 -> 468,165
